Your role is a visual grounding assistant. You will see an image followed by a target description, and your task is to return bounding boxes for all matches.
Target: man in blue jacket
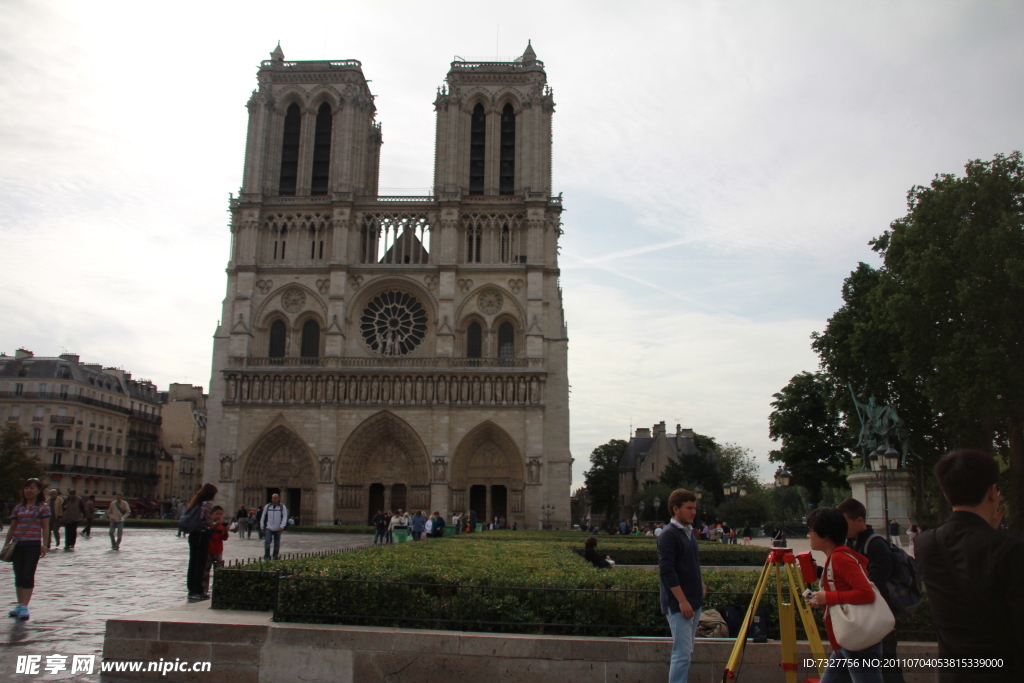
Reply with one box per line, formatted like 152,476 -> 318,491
658,488 -> 704,683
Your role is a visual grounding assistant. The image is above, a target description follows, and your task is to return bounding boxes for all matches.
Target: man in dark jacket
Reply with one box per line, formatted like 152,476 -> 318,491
915,449 -> 1024,681
657,488 -> 704,683
837,497 -> 903,683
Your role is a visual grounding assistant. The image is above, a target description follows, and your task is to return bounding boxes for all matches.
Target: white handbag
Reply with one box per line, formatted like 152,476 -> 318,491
826,549 -> 895,652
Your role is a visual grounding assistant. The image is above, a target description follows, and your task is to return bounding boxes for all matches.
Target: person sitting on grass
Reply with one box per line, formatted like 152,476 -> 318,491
583,536 -> 611,569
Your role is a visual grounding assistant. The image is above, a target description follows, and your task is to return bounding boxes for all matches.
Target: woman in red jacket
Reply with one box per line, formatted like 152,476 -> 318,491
805,506 -> 884,683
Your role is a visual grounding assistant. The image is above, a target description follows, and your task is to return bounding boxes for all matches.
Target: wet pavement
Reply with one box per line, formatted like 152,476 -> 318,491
0,529 -> 372,682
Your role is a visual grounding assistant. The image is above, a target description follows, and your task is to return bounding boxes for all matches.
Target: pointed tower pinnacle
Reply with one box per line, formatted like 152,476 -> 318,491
270,41 -> 284,62
522,40 -> 537,65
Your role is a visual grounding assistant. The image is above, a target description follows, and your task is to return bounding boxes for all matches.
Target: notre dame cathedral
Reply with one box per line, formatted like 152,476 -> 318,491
202,42 -> 570,528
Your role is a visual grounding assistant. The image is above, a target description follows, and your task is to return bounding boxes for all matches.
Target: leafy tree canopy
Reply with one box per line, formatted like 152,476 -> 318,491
0,423 -> 44,503
768,371 -> 853,507
871,151 -> 1024,531
582,439 -> 627,520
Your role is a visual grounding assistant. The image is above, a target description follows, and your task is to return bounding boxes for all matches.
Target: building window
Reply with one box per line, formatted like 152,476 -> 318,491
300,320 -> 320,358
278,103 -> 301,196
310,102 -> 332,196
499,103 -> 515,195
467,225 -> 482,263
498,322 -> 515,359
269,320 -> 287,358
467,322 -> 482,358
469,103 -> 485,195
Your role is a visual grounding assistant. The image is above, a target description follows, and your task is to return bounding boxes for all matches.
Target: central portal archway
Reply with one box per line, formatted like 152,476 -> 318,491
336,411 -> 430,524
450,421 -> 524,526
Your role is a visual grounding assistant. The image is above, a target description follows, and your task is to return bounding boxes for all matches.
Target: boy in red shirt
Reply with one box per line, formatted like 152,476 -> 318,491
202,506 -> 229,595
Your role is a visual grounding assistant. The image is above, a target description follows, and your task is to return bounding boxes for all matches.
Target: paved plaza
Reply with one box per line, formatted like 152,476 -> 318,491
0,529 -> 372,682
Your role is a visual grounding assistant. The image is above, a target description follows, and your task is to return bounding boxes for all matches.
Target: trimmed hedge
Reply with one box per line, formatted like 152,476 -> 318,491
211,534 -> 936,640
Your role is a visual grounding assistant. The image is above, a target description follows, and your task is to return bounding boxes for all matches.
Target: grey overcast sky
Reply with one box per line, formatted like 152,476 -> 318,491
1,1 -> 1022,489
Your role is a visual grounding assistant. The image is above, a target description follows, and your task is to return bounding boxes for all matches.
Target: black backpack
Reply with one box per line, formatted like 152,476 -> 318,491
867,533 -> 923,616
178,505 -> 204,534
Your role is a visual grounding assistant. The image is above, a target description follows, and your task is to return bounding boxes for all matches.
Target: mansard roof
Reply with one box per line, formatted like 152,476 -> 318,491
0,355 -> 125,394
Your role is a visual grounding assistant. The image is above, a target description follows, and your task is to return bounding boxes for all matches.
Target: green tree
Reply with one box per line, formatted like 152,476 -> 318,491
871,151 -> 1024,532
719,484 -> 773,528
582,439 -> 627,520
811,262 -> 948,523
633,482 -> 675,523
660,432 -> 725,503
0,423 -> 44,502
768,371 -> 852,508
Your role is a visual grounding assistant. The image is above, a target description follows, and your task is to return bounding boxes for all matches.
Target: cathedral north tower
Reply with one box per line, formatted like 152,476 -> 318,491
205,43 -> 570,529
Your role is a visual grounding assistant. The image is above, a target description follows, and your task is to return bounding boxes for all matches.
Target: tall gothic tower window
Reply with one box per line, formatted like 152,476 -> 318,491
268,320 -> 287,358
278,103 -> 302,196
467,322 -> 482,358
467,224 -> 482,263
301,320 -> 320,358
499,103 -> 515,195
498,322 -> 515,358
469,103 -> 485,195
310,103 -> 332,196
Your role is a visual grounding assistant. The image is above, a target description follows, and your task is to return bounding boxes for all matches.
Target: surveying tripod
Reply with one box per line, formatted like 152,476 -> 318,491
721,548 -> 826,682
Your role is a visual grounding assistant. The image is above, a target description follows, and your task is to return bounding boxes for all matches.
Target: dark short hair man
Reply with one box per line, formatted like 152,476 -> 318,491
657,488 -> 705,683
915,449 -> 1024,681
836,497 -> 904,683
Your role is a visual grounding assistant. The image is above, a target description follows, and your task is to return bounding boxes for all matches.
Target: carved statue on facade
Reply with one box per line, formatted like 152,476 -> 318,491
319,456 -> 333,482
432,457 -> 447,483
220,456 -> 234,481
527,458 -> 541,484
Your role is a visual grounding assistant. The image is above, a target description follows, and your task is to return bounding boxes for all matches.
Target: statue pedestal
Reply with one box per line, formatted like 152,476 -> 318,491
846,470 -> 914,531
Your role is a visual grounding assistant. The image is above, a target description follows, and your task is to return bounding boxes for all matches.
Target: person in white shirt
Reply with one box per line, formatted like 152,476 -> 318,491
259,494 -> 288,560
107,492 -> 131,550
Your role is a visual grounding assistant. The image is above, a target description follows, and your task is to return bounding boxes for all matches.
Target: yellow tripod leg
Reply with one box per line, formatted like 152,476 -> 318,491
776,563 -> 798,683
785,561 -> 827,676
720,556 -> 774,682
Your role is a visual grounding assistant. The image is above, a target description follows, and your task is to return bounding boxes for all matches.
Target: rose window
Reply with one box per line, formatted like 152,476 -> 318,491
360,290 -> 428,356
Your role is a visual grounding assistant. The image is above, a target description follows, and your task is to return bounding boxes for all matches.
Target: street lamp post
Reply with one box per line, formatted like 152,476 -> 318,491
653,496 -> 661,520
638,501 -> 645,524
694,487 -> 705,529
869,445 -> 900,541
541,504 -> 556,530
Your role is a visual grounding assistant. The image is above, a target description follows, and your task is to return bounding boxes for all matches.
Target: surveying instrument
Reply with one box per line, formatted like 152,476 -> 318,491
721,547 -> 826,682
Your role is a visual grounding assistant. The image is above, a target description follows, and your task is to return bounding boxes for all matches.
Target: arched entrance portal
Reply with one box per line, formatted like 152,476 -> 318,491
240,425 -> 317,525
450,421 -> 524,527
336,411 -> 430,524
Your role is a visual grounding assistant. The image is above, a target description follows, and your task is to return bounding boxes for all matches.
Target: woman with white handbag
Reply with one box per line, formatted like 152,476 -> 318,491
805,507 -> 893,683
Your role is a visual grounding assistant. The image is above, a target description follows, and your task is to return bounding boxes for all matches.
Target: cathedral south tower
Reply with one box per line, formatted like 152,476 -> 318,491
204,42 -> 570,528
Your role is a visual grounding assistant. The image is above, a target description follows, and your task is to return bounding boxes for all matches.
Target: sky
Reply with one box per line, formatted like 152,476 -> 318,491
1,1 -> 1022,489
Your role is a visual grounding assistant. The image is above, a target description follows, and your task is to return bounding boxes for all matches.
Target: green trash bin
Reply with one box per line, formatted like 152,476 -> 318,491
443,525 -> 456,537
474,523 -> 484,533
393,525 -> 411,543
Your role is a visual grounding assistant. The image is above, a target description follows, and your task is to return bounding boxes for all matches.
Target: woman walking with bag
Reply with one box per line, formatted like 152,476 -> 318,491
183,483 -> 218,601
805,507 -> 890,683
4,479 -> 51,620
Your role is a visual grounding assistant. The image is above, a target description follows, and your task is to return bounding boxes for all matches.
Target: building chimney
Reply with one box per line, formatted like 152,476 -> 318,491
653,421 -> 666,437
59,353 -> 80,364
635,427 -> 651,439
15,348 -> 33,359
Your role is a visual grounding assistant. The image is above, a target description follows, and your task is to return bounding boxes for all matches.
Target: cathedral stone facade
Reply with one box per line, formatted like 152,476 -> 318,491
203,42 -> 570,528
